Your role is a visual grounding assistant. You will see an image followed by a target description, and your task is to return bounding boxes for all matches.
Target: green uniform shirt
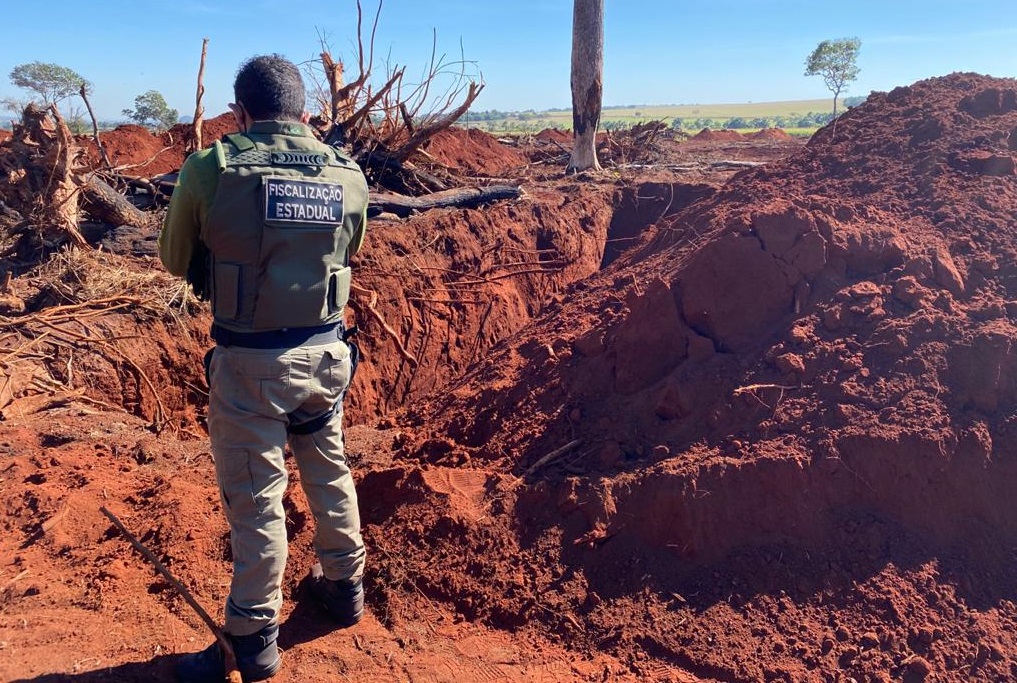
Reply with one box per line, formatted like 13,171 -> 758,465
158,121 -> 368,278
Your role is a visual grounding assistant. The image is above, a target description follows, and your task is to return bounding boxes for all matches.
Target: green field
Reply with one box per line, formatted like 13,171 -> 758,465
464,98 -> 838,134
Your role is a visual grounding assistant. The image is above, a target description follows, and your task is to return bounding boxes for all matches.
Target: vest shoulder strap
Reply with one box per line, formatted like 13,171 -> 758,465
224,133 -> 256,152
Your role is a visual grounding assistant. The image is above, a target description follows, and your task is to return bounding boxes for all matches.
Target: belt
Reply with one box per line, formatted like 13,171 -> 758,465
211,323 -> 342,349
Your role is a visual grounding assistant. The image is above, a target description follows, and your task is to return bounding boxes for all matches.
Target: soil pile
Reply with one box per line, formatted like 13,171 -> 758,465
83,112 -> 237,175
692,128 -> 745,141
535,127 -> 572,144
749,127 -> 793,141
423,126 -> 528,176
382,73 -> 1017,681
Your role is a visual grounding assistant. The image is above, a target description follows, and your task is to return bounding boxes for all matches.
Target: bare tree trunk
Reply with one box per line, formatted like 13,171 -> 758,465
567,0 -> 604,174
188,38 -> 209,154
46,106 -> 87,245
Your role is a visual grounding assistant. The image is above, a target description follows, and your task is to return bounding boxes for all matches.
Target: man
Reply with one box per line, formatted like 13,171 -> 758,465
159,54 -> 370,682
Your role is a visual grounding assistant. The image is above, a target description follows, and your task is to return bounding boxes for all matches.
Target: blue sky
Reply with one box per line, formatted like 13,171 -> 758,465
3,0 -> 1016,121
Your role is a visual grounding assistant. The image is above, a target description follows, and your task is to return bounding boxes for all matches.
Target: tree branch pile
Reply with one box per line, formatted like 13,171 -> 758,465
305,1 -> 496,197
0,103 -> 152,262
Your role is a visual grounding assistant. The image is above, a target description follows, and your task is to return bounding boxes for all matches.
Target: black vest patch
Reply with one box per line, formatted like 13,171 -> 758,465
271,151 -> 330,166
263,177 -> 344,225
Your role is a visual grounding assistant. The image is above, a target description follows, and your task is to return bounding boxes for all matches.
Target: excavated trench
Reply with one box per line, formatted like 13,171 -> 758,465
348,74 -> 1017,680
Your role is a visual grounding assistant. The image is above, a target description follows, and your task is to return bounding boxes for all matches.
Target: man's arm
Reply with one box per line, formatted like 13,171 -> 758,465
158,150 -> 216,277
347,173 -> 369,258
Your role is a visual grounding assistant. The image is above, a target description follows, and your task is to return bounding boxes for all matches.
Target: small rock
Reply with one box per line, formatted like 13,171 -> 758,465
775,352 -> 805,375
934,247 -> 965,296
823,305 -> 844,331
906,656 -> 932,678
573,330 -> 606,358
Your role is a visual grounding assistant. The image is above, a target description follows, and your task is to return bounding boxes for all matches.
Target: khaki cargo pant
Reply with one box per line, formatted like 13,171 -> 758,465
206,337 -> 364,636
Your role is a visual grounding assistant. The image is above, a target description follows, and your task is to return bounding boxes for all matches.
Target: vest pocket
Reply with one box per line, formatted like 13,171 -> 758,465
213,262 -> 242,319
329,266 -> 352,314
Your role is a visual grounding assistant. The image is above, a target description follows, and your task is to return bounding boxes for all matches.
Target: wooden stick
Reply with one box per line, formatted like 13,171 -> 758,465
79,84 -> 112,170
100,506 -> 242,683
524,439 -> 583,477
190,38 -> 209,154
350,282 -> 419,367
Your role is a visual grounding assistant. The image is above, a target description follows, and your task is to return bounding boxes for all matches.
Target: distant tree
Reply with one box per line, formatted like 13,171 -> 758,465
804,37 -> 861,116
122,90 -> 179,130
9,61 -> 90,105
567,0 -> 604,173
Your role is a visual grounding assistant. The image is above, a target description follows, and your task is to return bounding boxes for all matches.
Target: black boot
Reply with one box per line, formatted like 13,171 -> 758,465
307,563 -> 364,627
175,622 -> 281,682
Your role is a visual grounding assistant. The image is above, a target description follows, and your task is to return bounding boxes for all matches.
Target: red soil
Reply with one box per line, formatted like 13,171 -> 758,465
4,73 -> 1017,682
423,126 -> 527,176
81,112 -> 238,176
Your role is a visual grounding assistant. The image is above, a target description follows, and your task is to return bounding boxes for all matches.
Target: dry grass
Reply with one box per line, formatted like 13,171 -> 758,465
27,246 -> 200,319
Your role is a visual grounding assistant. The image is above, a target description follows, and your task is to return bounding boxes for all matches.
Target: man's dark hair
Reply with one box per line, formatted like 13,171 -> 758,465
233,54 -> 306,121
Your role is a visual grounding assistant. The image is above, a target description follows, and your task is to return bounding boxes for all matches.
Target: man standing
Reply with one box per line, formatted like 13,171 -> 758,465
159,54 -> 369,682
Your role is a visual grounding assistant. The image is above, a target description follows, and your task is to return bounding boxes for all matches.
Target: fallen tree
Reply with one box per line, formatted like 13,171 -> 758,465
0,103 -> 152,260
370,184 -> 523,218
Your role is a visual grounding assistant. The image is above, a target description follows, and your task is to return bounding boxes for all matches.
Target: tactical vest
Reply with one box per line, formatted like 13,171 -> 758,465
202,125 -> 368,332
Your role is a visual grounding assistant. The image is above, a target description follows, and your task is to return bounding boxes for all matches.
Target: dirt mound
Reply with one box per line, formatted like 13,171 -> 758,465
422,126 -> 527,176
81,112 -> 238,176
692,127 -> 744,141
82,123 -> 183,176
535,127 -> 572,144
749,127 -> 793,141
387,72 -> 1017,680
167,111 -> 238,147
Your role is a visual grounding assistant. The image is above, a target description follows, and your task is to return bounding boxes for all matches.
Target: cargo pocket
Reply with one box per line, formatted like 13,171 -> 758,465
215,448 -> 257,515
213,263 -> 242,320
329,266 -> 352,315
323,344 -> 352,400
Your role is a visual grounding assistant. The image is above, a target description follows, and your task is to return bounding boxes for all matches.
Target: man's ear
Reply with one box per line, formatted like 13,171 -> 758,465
300,111 -> 310,124
229,103 -> 247,130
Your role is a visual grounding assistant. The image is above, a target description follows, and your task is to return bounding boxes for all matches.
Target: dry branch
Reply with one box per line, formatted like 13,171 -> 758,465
392,81 -> 484,162
349,282 -> 419,366
524,439 -> 583,477
79,84 -> 112,170
101,507 -> 243,683
188,38 -> 210,154
370,184 -> 522,218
